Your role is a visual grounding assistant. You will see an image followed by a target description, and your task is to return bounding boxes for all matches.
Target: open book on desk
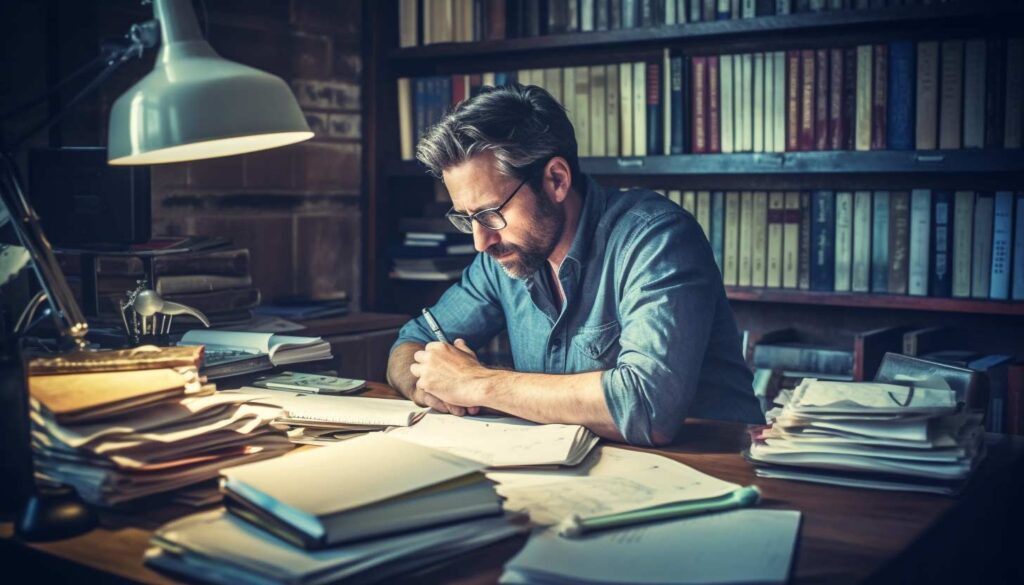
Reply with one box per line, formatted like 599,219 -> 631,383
179,330 -> 332,379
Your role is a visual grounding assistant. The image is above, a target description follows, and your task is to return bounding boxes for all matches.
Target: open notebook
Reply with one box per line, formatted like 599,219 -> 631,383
180,330 -> 332,366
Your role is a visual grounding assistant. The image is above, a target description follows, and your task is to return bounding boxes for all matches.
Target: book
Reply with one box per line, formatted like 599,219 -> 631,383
724,191 -> 741,285
633,61 -> 648,155
708,55 -> 722,153
663,49 -> 672,155
851,190 -> 872,293
969,355 -> 1012,434
773,51 -> 787,152
26,346 -> 203,376
220,434 -> 501,549
798,191 -> 811,290
962,39 -> 987,149
814,49 -> 828,151
908,189 -> 932,297
871,44 -> 887,150
938,40 -> 965,149
752,191 -> 769,288
753,341 -> 853,377
1009,362 -> 1024,435
870,191 -> 890,293
767,191 -> 786,289
828,47 -> 845,150
915,41 -> 940,150
1004,39 -> 1023,148
711,191 -> 726,272
252,372 -> 367,395
1014,193 -> 1024,301
574,66 -> 591,156
970,193 -> 994,299
985,38 -> 1007,149
606,64 -> 620,155
887,40 -> 915,150
783,192 -> 801,288
810,190 -> 835,292
590,65 -> 607,156
647,60 -> 662,155
834,191 -> 853,293
620,62 -> 634,156
888,191 -> 910,295
841,46 -> 857,150
739,53 -> 753,152
903,326 -> 953,357
670,54 -> 686,153
755,52 -> 767,152
697,191 -> 713,239
855,45 -> 872,151
930,190 -> 953,298
398,78 -> 414,160
951,191 -> 974,298
800,49 -> 816,151
989,191 -> 1014,300
786,50 -> 800,151
180,330 -> 332,367
721,54 -> 735,153
739,192 -> 754,286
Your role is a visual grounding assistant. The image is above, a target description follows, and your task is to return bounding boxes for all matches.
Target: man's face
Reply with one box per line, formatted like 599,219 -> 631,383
443,153 -> 565,280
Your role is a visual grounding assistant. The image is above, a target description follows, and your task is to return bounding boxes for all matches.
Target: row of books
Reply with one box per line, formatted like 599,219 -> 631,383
656,188 -> 1024,299
397,37 -> 1024,159
399,0 -> 976,48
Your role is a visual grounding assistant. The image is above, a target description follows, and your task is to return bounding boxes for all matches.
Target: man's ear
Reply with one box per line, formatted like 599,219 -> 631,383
545,157 -> 573,203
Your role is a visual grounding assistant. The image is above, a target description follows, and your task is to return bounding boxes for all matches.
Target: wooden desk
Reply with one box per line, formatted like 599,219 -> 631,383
3,383 -> 1023,584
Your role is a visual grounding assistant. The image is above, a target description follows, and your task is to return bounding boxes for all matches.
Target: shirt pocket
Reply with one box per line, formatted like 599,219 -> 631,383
567,320 -> 621,372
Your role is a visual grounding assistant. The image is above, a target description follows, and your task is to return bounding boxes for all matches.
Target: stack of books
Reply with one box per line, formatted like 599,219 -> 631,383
145,434 -> 518,583
57,236 -> 262,328
178,330 -> 333,380
26,347 -> 293,507
747,378 -> 985,495
390,229 -> 475,282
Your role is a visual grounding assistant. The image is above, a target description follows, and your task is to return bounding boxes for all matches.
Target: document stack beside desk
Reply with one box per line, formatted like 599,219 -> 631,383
748,378 -> 984,495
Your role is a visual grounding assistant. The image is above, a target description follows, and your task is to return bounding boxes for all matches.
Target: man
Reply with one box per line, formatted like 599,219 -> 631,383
387,83 -> 763,447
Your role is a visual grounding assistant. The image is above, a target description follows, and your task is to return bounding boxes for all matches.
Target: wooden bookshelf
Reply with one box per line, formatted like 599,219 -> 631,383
363,1 -> 1024,368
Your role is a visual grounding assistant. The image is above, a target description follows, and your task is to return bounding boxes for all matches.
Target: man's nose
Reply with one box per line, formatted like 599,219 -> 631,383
472,222 -> 499,253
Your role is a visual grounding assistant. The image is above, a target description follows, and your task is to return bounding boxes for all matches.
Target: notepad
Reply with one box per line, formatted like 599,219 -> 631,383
240,391 -> 428,427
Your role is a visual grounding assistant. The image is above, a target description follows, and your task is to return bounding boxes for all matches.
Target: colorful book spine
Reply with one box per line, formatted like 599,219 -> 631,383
810,190 -> 835,292
708,56 -> 722,153
647,60 -> 662,155
670,54 -> 686,154
786,50 -> 800,151
871,44 -> 888,150
887,40 -> 915,151
814,49 -> 829,151
721,55 -> 735,153
888,191 -> 910,295
990,191 -> 1014,300
929,190 -> 953,298
691,56 -> 708,153
633,61 -> 647,155
799,49 -> 816,151
828,47 -> 844,150
798,191 -> 811,290
739,193 -> 754,286
855,45 -> 873,151
962,39 -> 987,149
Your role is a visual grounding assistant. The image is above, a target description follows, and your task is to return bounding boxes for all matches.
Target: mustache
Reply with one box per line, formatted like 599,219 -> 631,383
486,242 -> 521,257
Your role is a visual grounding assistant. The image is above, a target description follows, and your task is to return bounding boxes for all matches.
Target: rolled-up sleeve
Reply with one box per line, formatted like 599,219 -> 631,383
390,253 -> 508,355
601,211 -> 718,446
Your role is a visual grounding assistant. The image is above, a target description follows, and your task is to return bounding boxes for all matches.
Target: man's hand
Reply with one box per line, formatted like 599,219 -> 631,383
410,339 -> 490,414
387,341 -> 472,415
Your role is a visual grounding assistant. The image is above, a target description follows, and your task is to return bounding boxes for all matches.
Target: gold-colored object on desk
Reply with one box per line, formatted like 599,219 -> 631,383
26,345 -> 203,376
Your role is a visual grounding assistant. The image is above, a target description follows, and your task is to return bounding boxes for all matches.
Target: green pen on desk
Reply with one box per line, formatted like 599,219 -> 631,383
556,484 -> 762,538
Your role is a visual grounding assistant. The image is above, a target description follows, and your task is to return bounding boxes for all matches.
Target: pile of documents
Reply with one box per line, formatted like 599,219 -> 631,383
747,378 -> 985,495
146,434 -> 520,584
386,413 -> 599,467
28,347 -> 293,507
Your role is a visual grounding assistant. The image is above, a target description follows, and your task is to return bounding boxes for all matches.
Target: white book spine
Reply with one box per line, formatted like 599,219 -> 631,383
740,54 -> 753,152
834,191 -> 853,292
397,78 -> 414,160
851,190 -> 872,293
739,192 -> 754,287
620,63 -> 634,157
590,65 -> 607,156
721,55 -> 735,153
753,52 -> 765,153
764,53 -> 775,153
773,52 -> 787,153
908,189 -> 932,296
563,67 -> 576,136
697,191 -> 713,240
633,61 -> 648,156
664,49 -> 672,156
855,45 -> 873,151
574,66 -> 591,156
606,64 -> 620,157
751,191 -> 768,287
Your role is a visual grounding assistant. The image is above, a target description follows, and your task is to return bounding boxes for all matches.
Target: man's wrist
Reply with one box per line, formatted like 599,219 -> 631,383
470,367 -> 505,409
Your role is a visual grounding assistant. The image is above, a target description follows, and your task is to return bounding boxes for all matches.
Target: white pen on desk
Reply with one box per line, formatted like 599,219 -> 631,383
421,308 -> 450,344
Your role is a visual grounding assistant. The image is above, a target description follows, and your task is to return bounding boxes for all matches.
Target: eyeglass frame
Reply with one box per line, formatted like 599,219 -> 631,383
444,175 -> 532,234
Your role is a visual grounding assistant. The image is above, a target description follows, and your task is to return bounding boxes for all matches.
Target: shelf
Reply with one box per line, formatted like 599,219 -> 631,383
387,3 -> 1022,62
725,287 -> 1024,316
388,150 -> 1024,178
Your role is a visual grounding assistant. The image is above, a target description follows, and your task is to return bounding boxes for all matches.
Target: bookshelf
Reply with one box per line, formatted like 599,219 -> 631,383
363,1 -> 1024,371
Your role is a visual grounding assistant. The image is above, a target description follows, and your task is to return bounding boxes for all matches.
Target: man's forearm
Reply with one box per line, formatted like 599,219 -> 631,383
474,370 -> 624,442
387,341 -> 424,400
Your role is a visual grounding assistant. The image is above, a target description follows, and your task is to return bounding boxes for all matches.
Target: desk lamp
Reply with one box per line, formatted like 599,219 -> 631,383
0,0 -> 312,540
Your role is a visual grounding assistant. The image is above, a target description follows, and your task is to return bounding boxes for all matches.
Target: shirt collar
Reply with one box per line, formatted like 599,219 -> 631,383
563,174 -> 605,271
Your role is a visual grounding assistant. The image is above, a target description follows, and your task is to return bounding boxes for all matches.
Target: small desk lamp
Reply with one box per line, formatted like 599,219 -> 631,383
0,0 -> 312,540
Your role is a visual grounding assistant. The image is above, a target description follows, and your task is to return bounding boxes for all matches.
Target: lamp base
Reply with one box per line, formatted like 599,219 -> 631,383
15,484 -> 97,542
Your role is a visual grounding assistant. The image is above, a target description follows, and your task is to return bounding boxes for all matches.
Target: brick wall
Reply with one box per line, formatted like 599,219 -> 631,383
8,0 -> 365,309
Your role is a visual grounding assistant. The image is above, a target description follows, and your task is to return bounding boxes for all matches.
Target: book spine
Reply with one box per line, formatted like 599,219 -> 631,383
670,54 -> 685,154
692,0 -> 704,22
752,191 -> 769,287
887,40 -> 915,150
842,46 -> 857,150
691,56 -> 708,154
871,44 -> 888,150
930,190 -> 953,298
834,191 -> 853,292
414,77 -> 428,142
708,55 -> 722,153
697,191 -> 713,240
400,0 -> 419,47
870,191 -> 890,293
814,49 -> 829,151
951,190 -> 974,298
711,191 -> 726,272
798,191 -> 811,290
984,38 -> 1006,149
888,191 -> 910,295
682,191 -> 696,214
767,191 -> 786,288
633,61 -> 647,155
590,65 -> 607,156
776,0 -> 791,14
939,40 -> 965,149
724,191 -> 740,285
619,63 -> 634,156
971,193 -> 994,299
738,192 -> 754,286
606,64 -> 620,156
773,52 -> 786,152
851,190 -> 872,293
754,52 -> 766,152
786,50 -> 801,151
764,51 -> 775,152
908,189 -> 932,297
828,47 -> 844,150
855,45 -> 873,151
739,54 -> 753,152
1005,39 -> 1024,149
663,49 -> 672,155
962,39 -> 986,149
574,66 -> 591,156
799,49 -> 816,151
647,60 -> 662,155
990,191 -> 1014,300
783,191 -> 801,288
1015,193 -> 1024,301
721,55 -> 735,153
915,41 -> 940,150
398,78 -> 414,160
811,189 -> 835,293
752,345 -> 853,375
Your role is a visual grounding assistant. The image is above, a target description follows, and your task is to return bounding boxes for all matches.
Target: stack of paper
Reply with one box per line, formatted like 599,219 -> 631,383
146,509 -> 519,585
386,413 -> 599,467
500,509 -> 801,585
233,390 -> 429,445
747,378 -> 985,494
29,377 -> 293,507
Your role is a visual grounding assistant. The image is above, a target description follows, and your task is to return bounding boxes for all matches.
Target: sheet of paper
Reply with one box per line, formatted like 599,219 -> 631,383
386,413 -> 597,467
487,446 -> 740,525
236,389 -> 428,426
791,379 -> 956,414
501,509 -> 801,585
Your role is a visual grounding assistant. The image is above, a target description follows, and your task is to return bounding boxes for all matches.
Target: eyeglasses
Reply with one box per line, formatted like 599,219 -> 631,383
445,176 -> 530,234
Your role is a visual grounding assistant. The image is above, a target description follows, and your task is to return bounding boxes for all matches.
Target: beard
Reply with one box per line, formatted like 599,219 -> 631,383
486,191 -> 565,280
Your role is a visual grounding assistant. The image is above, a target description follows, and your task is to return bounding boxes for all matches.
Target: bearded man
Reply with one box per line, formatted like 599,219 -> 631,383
387,83 -> 763,446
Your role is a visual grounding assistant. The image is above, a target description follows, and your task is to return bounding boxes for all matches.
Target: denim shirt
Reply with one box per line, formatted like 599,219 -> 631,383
392,176 -> 764,446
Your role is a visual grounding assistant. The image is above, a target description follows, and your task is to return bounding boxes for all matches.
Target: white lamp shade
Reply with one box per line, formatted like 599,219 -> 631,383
107,0 -> 313,165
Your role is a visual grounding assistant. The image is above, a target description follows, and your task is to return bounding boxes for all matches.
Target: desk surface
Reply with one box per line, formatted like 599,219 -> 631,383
3,383 -> 1023,585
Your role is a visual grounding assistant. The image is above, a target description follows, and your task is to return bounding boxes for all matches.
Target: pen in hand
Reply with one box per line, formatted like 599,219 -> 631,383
421,308 -> 450,344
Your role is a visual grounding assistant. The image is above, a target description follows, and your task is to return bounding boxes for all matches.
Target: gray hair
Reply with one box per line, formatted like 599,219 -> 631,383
415,83 -> 581,191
